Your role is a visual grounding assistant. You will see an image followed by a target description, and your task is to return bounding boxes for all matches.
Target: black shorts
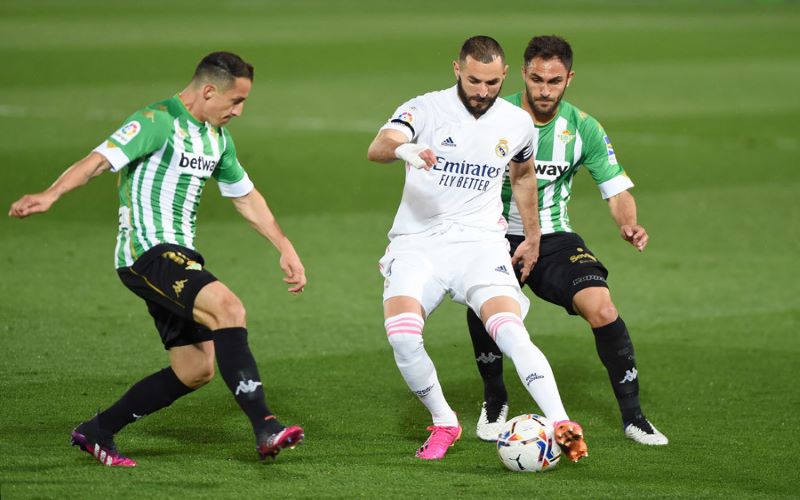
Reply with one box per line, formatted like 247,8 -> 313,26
117,243 -> 219,350
509,232 -> 609,315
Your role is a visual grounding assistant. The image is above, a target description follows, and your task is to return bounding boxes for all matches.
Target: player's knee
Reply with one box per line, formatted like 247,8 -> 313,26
212,294 -> 247,328
388,333 -> 424,366
384,313 -> 425,362
585,304 -> 619,329
486,312 -> 531,355
191,364 -> 216,388
177,361 -> 215,389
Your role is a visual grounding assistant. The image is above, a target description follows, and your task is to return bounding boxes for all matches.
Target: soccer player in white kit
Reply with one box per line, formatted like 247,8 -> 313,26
367,36 -> 588,462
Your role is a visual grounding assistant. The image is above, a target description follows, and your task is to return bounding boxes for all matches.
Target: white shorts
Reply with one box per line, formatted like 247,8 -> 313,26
379,226 -> 529,318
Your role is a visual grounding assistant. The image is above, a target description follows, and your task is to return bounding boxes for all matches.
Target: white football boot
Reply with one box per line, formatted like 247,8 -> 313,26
624,418 -> 669,445
476,402 -> 509,441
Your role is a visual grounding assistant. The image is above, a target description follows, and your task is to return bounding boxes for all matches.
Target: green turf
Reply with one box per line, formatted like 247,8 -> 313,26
2,0 -> 799,498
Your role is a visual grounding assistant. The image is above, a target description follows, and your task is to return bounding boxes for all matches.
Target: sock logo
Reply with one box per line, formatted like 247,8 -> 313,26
619,368 -> 638,384
476,352 -> 502,364
235,379 -> 263,395
414,384 -> 434,397
525,373 -> 544,386
132,413 -> 144,420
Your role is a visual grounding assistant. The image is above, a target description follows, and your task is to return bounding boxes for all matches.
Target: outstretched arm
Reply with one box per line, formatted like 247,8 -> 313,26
607,190 -> 648,252
508,157 -> 541,282
367,129 -> 436,170
231,188 -> 306,294
9,152 -> 111,218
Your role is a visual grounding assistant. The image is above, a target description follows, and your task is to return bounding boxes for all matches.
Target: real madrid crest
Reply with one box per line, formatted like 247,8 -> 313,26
495,138 -> 509,158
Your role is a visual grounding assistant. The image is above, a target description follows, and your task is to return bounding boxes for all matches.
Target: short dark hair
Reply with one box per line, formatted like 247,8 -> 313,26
523,35 -> 573,70
192,51 -> 254,88
459,35 -> 505,64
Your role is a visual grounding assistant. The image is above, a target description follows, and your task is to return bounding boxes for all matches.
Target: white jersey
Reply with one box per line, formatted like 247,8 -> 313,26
380,85 -> 537,240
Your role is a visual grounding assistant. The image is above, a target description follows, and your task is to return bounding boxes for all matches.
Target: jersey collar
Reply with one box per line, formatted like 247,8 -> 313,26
171,95 -> 207,128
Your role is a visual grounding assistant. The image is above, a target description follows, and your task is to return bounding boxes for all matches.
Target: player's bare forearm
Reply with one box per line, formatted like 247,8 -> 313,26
8,152 -> 111,218
509,159 -> 541,281
608,190 -> 648,252
368,129 -> 436,170
509,159 -> 541,242
232,188 -> 291,251
231,188 -> 307,293
367,129 -> 408,163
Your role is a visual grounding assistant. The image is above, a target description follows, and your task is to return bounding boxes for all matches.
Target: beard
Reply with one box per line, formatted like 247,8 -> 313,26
525,87 -> 563,118
457,77 -> 502,118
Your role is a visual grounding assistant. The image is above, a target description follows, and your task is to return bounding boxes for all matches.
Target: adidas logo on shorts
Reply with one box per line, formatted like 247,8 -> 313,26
494,265 -> 508,275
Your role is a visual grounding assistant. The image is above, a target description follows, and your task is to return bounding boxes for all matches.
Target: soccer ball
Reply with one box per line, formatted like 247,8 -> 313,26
496,414 -> 561,472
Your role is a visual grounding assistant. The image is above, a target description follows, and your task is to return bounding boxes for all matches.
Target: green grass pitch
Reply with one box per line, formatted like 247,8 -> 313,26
1,0 -> 799,498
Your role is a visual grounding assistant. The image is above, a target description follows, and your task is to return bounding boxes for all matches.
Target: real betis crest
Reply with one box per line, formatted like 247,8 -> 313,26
557,129 -> 575,145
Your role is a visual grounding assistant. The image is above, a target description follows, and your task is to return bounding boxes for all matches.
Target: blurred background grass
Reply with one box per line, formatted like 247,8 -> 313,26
1,1 -> 799,498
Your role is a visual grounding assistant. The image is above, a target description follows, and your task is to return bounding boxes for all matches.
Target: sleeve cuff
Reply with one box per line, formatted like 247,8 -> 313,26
380,122 -> 414,141
218,171 -> 254,198
93,141 -> 130,172
598,174 -> 634,199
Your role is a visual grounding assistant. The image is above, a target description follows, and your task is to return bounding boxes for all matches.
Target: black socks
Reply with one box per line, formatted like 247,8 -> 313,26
213,327 -> 283,436
467,308 -> 508,418
97,366 -> 194,434
592,316 -> 643,424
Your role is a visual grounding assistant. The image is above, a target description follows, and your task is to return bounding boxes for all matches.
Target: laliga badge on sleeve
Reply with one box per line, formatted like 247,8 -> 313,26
112,121 -> 141,146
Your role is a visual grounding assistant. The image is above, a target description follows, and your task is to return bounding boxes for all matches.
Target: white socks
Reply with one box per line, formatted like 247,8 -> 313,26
385,313 -> 458,427
485,313 -> 569,422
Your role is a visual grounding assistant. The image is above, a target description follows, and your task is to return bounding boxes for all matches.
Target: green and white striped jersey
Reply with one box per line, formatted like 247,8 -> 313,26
93,95 -> 254,268
502,94 -> 633,235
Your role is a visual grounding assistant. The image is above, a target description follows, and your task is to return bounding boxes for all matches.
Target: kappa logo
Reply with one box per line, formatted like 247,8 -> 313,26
619,368 -> 638,384
235,379 -> 263,395
494,265 -> 509,275
172,279 -> 188,297
440,137 -> 457,147
477,352 -> 502,364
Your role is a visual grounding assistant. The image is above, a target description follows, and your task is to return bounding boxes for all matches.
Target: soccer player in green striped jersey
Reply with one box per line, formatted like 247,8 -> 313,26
9,52 -> 306,466
467,36 -> 668,446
